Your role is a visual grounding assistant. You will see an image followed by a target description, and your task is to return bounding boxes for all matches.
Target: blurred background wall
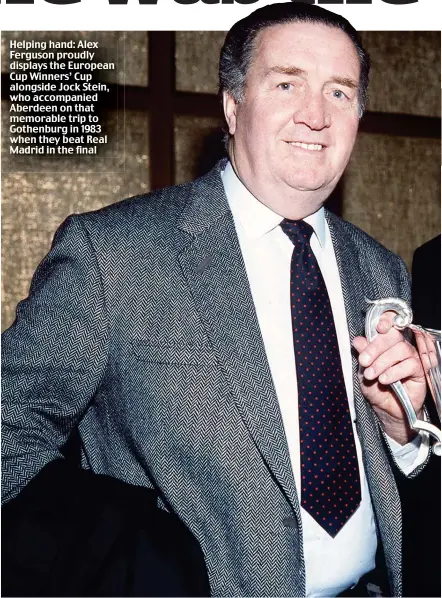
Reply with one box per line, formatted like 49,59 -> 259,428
1,30 -> 440,331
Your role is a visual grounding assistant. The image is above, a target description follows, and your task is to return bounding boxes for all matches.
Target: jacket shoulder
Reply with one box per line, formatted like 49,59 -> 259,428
69,159 -> 227,241
75,180 -> 194,238
326,210 -> 406,267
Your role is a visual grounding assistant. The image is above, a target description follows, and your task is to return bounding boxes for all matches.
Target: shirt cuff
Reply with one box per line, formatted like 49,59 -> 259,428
385,431 -> 430,475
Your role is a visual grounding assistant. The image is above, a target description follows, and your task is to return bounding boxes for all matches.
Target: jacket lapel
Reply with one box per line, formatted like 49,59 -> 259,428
325,211 -> 373,343
326,211 -> 402,596
176,164 -> 300,517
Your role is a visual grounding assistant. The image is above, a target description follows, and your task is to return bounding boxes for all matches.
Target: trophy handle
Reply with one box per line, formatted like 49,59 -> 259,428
365,298 -> 441,455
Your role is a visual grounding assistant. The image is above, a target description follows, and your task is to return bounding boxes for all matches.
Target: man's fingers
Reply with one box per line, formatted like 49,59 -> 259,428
357,327 -> 405,368
376,318 -> 392,334
352,336 -> 368,354
362,342 -> 421,381
375,310 -> 396,334
376,356 -> 424,386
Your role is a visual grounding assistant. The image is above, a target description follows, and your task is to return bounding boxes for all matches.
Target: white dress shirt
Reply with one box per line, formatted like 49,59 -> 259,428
221,161 -> 426,597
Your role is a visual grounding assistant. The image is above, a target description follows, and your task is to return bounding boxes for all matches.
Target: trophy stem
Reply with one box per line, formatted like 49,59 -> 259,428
392,381 -> 441,456
365,298 -> 441,457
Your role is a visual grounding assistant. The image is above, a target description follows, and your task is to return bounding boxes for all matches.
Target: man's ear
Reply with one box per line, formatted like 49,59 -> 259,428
223,91 -> 238,135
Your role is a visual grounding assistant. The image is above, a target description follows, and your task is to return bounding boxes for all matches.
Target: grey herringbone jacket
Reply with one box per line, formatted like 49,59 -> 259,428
2,162 -> 413,596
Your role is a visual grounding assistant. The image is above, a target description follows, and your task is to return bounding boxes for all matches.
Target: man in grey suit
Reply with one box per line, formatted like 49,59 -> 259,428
2,3 -> 432,597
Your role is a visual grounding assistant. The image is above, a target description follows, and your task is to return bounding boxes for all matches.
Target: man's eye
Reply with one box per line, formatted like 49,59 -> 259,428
278,83 -> 293,91
332,89 -> 347,100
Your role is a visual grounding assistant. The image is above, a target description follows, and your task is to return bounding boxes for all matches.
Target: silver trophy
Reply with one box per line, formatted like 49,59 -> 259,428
365,298 -> 441,456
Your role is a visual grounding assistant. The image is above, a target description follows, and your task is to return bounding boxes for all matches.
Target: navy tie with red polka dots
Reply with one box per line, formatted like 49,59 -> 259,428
280,218 -> 361,537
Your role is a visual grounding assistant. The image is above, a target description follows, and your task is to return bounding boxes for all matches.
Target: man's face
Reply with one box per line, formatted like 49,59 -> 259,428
224,22 -> 361,219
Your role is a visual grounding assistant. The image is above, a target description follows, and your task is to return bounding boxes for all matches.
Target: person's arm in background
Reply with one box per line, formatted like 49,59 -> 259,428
399,235 -> 441,598
412,235 -> 441,332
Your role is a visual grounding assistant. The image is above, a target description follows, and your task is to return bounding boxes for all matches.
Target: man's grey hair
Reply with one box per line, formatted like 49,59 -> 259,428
219,2 -> 370,118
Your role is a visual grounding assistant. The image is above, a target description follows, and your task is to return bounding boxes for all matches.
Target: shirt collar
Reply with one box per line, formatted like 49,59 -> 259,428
221,160 -> 326,248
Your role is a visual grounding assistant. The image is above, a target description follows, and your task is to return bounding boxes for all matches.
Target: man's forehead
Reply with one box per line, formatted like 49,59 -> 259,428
251,21 -> 360,71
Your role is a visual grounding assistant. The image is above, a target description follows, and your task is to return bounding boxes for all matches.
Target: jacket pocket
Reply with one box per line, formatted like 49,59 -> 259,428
130,340 -> 214,366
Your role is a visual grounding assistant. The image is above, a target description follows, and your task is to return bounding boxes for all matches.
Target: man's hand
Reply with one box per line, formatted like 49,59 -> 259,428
353,313 -> 426,445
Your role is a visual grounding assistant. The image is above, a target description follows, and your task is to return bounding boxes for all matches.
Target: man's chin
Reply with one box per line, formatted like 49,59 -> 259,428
285,177 -> 332,194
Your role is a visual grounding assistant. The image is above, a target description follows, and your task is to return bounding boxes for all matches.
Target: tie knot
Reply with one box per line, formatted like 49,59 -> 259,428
280,219 -> 314,246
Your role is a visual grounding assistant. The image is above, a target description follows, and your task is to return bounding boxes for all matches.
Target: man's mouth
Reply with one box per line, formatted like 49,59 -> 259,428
287,141 -> 324,151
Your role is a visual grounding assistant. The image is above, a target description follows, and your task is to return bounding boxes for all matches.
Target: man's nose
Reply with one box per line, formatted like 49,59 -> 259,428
293,93 -> 331,130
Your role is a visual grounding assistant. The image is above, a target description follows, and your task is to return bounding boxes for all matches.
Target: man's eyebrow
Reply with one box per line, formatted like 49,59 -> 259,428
329,76 -> 359,89
265,66 -> 306,77
265,67 -> 359,90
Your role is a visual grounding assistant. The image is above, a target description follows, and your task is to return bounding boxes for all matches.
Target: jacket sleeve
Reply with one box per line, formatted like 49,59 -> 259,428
385,251 -> 437,476
1,215 -> 110,504
396,252 -> 412,305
